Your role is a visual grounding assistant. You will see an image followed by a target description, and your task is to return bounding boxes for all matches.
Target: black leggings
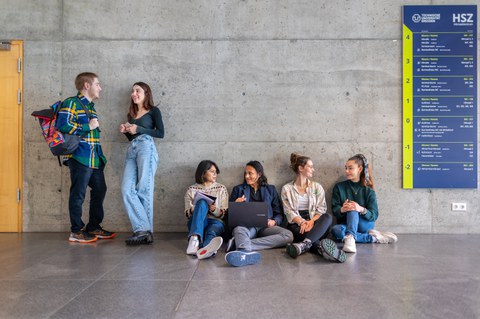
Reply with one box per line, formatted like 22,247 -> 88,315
288,212 -> 332,251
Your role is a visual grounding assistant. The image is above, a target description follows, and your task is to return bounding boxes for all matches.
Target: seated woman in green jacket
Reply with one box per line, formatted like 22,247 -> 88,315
331,154 -> 397,253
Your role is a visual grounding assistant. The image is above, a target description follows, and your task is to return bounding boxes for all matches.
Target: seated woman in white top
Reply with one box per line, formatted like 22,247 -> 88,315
281,153 -> 345,263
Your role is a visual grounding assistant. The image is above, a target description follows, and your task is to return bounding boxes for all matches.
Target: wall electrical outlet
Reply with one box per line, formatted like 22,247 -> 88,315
451,202 -> 467,211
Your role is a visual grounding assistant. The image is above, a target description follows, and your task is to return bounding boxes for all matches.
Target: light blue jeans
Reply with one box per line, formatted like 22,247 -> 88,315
331,211 -> 375,243
233,225 -> 293,252
122,135 -> 158,233
187,199 -> 224,247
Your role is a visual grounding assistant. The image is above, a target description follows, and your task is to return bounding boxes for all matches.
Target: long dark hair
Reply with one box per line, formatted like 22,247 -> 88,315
128,82 -> 156,120
245,160 -> 268,186
195,160 -> 220,184
348,154 -> 375,190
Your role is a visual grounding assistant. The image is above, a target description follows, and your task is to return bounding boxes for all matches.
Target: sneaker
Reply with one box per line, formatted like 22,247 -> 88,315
318,238 -> 346,263
383,231 -> 398,243
88,228 -> 116,239
225,237 -> 235,252
286,240 -> 312,258
343,234 -> 357,253
186,235 -> 200,255
197,236 -> 223,260
125,231 -> 153,245
369,229 -> 398,244
225,250 -> 261,267
69,231 -> 98,243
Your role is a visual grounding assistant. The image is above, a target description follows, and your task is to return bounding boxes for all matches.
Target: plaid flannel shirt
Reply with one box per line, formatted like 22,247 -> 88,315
56,93 -> 107,168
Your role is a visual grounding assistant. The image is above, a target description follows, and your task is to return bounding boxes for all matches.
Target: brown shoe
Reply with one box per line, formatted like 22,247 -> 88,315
88,228 -> 116,239
69,231 -> 98,243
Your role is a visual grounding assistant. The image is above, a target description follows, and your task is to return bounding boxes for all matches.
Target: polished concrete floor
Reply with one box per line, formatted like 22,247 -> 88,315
0,233 -> 478,319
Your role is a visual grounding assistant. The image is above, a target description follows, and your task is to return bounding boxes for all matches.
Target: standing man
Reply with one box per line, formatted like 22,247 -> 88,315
57,72 -> 116,243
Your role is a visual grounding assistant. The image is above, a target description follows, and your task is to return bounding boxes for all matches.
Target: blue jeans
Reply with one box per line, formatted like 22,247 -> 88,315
122,135 -> 158,233
331,211 -> 375,243
67,159 -> 107,233
187,199 -> 224,247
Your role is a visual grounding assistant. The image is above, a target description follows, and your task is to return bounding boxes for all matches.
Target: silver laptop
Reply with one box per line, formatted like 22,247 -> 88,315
228,202 -> 268,228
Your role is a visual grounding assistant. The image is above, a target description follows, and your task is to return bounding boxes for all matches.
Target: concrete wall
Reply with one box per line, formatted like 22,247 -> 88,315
1,0 -> 479,233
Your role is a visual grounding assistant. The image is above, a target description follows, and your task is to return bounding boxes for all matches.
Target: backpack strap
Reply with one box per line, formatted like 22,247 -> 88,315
75,97 -> 102,134
75,97 -> 94,119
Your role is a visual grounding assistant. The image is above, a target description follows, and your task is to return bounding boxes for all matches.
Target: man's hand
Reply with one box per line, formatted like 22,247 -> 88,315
89,118 -> 99,130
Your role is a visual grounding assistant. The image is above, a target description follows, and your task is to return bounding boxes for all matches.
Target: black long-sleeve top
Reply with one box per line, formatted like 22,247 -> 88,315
124,106 -> 164,141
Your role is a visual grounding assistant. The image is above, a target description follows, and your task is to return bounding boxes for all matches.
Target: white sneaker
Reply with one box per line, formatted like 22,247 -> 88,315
186,235 -> 199,255
369,229 -> 398,244
343,234 -> 356,253
383,231 -> 398,243
197,236 -> 223,260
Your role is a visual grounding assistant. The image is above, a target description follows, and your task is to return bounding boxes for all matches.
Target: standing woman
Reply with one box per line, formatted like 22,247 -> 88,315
120,82 -> 164,245
281,153 -> 345,262
225,160 -> 293,267
184,160 -> 227,259
331,154 -> 397,253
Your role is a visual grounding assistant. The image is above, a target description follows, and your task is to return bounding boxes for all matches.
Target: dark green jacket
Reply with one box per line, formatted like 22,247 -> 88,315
331,180 -> 378,224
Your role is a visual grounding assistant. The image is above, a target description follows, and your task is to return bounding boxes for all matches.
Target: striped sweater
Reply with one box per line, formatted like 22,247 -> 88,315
184,182 -> 229,222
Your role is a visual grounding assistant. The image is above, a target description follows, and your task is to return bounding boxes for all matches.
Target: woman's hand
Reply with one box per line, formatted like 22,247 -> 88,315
341,199 -> 364,214
340,200 -> 350,213
219,209 -> 226,219
299,221 -> 308,234
351,201 -> 364,213
125,124 -> 138,135
304,220 -> 314,232
267,219 -> 276,228
120,122 -> 131,133
235,195 -> 246,202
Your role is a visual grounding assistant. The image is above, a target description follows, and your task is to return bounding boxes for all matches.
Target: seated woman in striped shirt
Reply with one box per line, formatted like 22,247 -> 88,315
184,160 -> 227,259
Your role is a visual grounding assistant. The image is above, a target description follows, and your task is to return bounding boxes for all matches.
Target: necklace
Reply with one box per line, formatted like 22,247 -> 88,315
294,182 -> 308,194
349,181 -> 361,195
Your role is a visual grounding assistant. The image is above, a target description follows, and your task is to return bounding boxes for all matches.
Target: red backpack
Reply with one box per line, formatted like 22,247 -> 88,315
31,100 -> 90,166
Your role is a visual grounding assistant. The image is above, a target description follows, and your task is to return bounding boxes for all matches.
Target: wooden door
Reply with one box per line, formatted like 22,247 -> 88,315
0,40 -> 23,232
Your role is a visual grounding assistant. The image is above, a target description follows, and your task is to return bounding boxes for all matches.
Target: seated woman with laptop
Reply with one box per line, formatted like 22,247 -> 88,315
184,160 -> 228,259
225,160 -> 293,267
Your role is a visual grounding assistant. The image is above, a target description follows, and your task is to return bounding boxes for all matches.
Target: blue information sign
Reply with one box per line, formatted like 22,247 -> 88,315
403,5 -> 477,188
